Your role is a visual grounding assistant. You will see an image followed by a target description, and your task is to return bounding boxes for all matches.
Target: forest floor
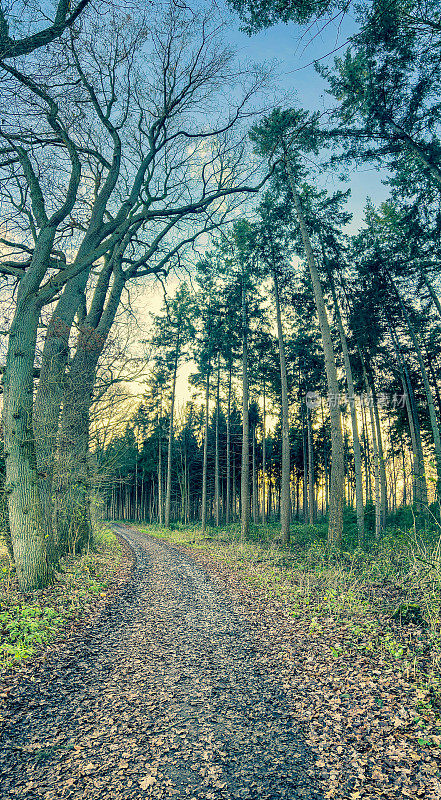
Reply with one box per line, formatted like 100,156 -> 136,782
0,522 -> 440,800
0,524 -> 321,800
0,528 -> 126,670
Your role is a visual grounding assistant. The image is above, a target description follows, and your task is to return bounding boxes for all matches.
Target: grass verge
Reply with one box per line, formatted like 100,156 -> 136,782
0,527 -> 122,671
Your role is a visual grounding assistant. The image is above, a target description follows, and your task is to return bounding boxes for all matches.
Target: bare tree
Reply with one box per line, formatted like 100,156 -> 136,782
0,0 -> 89,59
0,0 -> 270,589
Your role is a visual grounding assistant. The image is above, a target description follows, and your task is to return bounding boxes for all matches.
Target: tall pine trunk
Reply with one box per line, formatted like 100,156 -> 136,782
201,368 -> 210,533
241,272 -> 250,542
368,370 -> 388,530
388,321 -> 428,512
388,271 -> 441,498
273,269 -> 290,543
302,400 -> 308,521
252,427 -> 258,524
262,381 -> 267,526
307,406 -> 315,524
226,363 -> 232,526
158,413 -> 163,525
287,172 -> 344,545
215,353 -> 221,527
329,276 -> 365,544
165,339 -> 179,528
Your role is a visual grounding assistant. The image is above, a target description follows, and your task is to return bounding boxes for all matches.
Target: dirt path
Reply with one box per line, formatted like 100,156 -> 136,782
0,525 -> 322,800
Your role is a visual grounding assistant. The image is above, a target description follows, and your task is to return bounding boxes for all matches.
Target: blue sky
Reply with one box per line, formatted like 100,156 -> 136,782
221,3 -> 390,230
130,4 -> 392,405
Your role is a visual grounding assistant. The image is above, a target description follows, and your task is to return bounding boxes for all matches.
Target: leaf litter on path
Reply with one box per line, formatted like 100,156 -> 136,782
0,525 -> 322,800
177,537 -> 441,800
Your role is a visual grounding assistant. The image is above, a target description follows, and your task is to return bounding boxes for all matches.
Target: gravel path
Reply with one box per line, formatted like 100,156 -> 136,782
0,525 -> 322,800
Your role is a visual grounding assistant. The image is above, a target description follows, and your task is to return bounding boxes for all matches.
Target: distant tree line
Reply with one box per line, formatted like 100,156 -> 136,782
2,0 -> 441,588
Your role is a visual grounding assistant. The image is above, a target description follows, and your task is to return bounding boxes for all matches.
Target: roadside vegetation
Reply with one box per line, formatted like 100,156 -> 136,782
142,517 -> 441,716
0,528 -> 122,671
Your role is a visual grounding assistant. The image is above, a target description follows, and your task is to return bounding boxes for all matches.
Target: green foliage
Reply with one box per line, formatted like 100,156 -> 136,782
0,526 -> 122,670
392,603 -> 427,626
249,106 -> 320,181
0,604 -> 62,665
228,0 -> 338,32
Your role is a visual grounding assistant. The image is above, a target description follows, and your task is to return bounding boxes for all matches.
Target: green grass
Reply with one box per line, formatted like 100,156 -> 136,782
0,526 -> 122,670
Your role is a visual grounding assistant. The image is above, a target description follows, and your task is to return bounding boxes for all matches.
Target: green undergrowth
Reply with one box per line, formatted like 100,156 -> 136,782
139,518 -> 441,707
0,527 -> 122,671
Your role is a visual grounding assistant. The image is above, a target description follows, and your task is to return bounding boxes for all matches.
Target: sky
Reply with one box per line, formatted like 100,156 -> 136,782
127,2 -> 391,414
221,3 -> 390,228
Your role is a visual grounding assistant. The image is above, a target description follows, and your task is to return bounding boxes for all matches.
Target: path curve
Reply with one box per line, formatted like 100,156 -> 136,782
0,525 -> 322,800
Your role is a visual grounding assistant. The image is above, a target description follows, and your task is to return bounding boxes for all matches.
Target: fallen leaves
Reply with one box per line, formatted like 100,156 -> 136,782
140,775 -> 157,789
0,524 -> 440,800
177,534 -> 441,800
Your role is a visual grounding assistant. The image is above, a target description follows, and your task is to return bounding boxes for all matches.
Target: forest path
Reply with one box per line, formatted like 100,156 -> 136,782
0,524 -> 321,800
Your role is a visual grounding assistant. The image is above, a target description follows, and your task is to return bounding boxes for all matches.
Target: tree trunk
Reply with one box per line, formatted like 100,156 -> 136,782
388,320 -> 428,512
320,397 -> 329,514
287,174 -> 344,544
360,364 -> 381,538
165,339 -> 179,528
329,275 -> 365,544
252,426 -> 258,524
262,380 -> 267,526
3,299 -> 52,590
388,273 -> 441,497
272,269 -> 290,543
302,400 -> 308,521
33,258 -> 113,544
158,414 -> 163,525
307,406 -> 315,525
426,349 -> 441,421
421,267 -> 441,319
361,403 -> 371,506
226,362 -> 232,526
369,373 -> 388,530
57,341 -> 100,554
241,272 -> 250,542
387,418 -> 397,513
215,352 -> 220,527
57,269 -> 126,550
201,368 -> 210,533
401,437 -> 408,506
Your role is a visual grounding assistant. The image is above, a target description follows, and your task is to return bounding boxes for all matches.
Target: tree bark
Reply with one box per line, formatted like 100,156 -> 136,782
329,276 -> 365,544
215,352 -> 221,527
3,299 -> 52,590
252,425 -> 258,524
420,267 -> 441,319
388,272 -> 441,498
56,268 -> 126,551
226,363 -> 232,526
158,413 -> 163,525
287,172 -> 344,545
307,406 -> 315,524
241,271 -> 250,542
57,340 -> 99,554
388,323 -> 428,511
302,399 -> 308,521
273,269 -> 290,543
201,368 -> 210,533
262,380 -> 267,526
165,336 -> 179,528
369,371 -> 388,530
